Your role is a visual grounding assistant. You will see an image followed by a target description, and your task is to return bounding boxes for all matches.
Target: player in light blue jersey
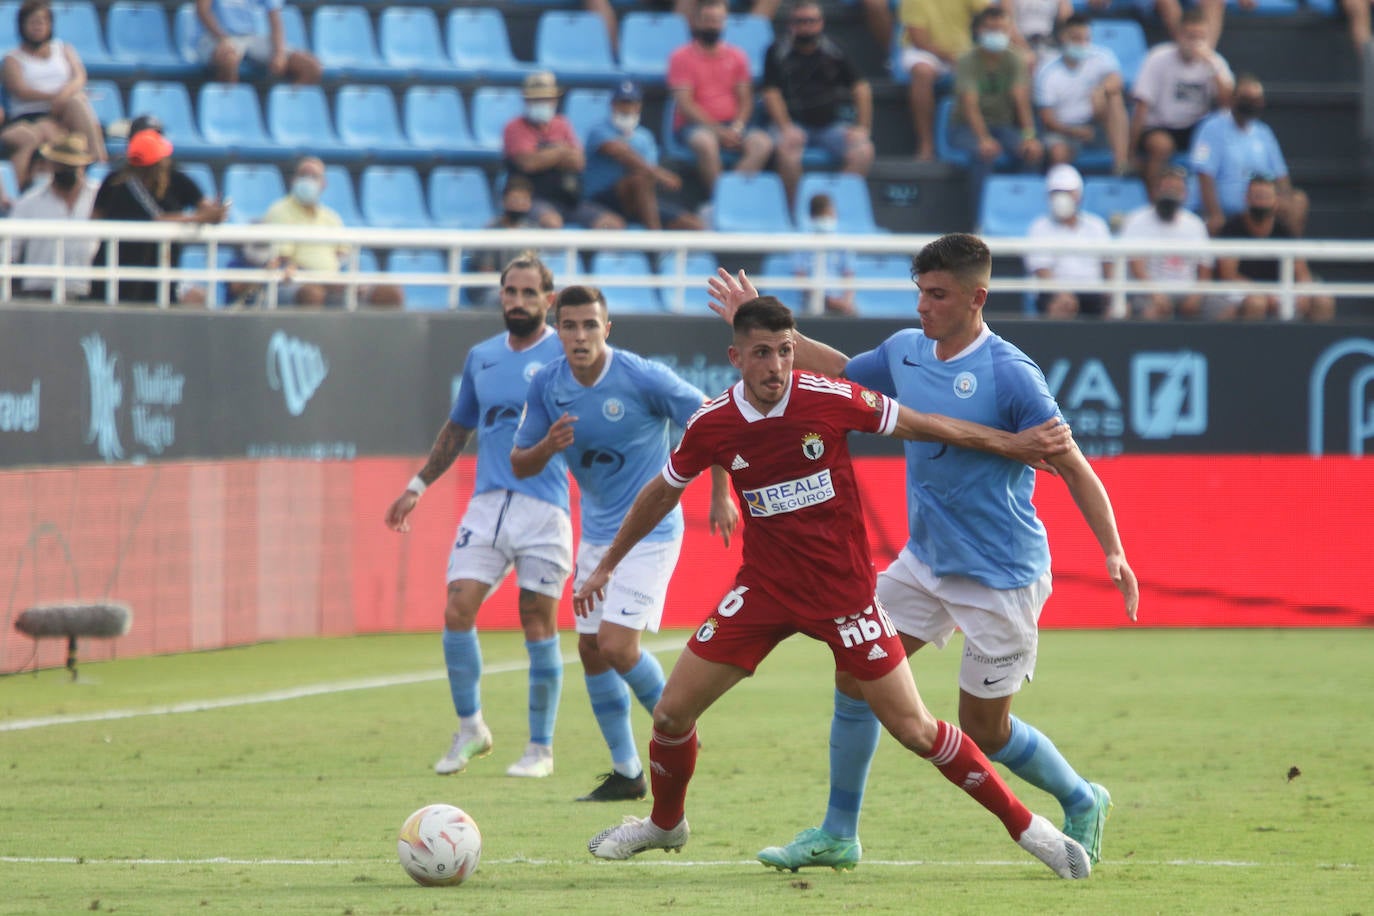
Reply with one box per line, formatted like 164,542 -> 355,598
512,285 -> 738,802
385,254 -> 573,780
708,234 -> 1139,871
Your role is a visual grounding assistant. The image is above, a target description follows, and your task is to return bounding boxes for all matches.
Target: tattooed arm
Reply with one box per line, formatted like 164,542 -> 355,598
384,420 -> 473,532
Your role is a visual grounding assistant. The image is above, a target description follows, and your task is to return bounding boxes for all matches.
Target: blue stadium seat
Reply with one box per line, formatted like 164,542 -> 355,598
1081,175 -> 1148,226
127,81 -> 217,158
360,165 -> 432,228
336,85 -> 426,163
197,83 -> 283,158
85,80 -> 124,128
471,86 -> 525,152
563,89 -> 612,147
86,161 -> 110,184
977,174 -> 1047,236
222,163 -> 286,223
534,11 -> 620,85
378,7 -> 460,80
591,250 -> 664,313
757,252 -> 803,311
403,86 -> 489,164
0,1 -> 17,49
50,1 -> 114,75
1229,0 -> 1299,13
794,173 -> 878,234
446,8 -> 531,82
321,164 -> 364,226
1092,19 -> 1147,90
178,162 -> 217,198
312,5 -> 393,81
852,254 -> 916,318
725,13 -> 773,80
389,248 -> 453,311
266,84 -> 361,161
173,3 -> 308,69
428,166 -> 494,229
106,1 -> 194,77
177,244 -> 234,308
712,173 -> 794,233
0,161 -> 17,202
655,250 -> 718,311
619,12 -> 689,84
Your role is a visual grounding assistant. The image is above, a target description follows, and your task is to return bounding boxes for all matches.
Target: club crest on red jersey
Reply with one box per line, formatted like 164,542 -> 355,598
801,432 -> 825,460
860,389 -> 881,411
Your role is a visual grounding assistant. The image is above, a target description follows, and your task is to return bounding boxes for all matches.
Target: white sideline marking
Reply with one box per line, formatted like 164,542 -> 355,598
0,638 -> 687,733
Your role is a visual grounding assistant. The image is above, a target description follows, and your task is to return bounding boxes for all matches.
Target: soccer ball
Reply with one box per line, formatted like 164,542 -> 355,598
397,804 -> 482,886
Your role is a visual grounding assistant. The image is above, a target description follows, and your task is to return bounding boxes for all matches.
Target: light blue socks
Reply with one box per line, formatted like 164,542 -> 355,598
441,628 -> 481,718
524,637 -> 563,748
820,690 -> 881,840
987,715 -> 1094,816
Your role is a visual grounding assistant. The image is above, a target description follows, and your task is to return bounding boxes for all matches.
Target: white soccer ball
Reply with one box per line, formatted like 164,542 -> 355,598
397,804 -> 482,887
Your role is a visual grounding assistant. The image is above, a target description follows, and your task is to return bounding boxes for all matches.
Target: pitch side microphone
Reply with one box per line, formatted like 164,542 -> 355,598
14,602 -> 133,679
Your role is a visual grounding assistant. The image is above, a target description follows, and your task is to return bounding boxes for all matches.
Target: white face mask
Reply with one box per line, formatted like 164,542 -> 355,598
812,216 -> 838,233
611,112 -> 640,134
291,175 -> 322,207
1049,191 -> 1078,221
978,31 -> 1010,53
526,101 -> 556,124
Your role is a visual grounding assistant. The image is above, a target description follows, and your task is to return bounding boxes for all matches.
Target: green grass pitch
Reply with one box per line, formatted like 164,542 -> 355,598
1,629 -> 1370,914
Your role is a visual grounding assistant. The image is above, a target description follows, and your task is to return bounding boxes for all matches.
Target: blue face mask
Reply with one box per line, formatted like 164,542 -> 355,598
978,31 -> 1010,53
812,216 -> 838,233
291,176 -> 321,206
1064,42 -> 1090,61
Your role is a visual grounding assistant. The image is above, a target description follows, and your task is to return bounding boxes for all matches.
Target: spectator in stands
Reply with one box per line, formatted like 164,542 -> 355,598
670,0 -> 785,25
1004,0 -> 1071,69
1215,175 -> 1333,321
262,156 -> 401,308
762,1 -> 874,205
1190,74 -> 1308,237
471,176 -> 542,307
789,192 -> 856,315
195,0 -> 321,85
667,0 -> 774,193
1130,8 -> 1233,198
1035,14 -> 1130,175
1024,164 -> 1113,318
2,0 -> 107,190
899,0 -> 988,162
504,71 -> 623,230
585,81 -> 703,232
88,130 -> 230,305
948,6 -> 1043,213
1118,164 -> 1213,319
220,236 -> 275,309
8,131 -> 98,300
1343,0 -> 1371,51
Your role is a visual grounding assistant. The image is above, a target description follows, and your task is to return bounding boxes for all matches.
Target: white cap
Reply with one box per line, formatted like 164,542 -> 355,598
1046,163 -> 1083,194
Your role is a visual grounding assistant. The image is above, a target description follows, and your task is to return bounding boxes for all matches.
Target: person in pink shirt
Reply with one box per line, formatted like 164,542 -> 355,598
502,71 -> 624,230
667,0 -> 773,193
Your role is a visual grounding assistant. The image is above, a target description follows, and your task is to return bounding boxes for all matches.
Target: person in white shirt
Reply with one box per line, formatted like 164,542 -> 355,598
8,131 -> 99,300
1004,0 -> 1071,68
1117,165 -> 1213,319
1024,164 -> 1113,318
1034,14 -> 1129,174
1129,8 -> 1233,198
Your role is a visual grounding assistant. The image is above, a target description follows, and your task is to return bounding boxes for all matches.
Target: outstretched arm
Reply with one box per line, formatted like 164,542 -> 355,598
707,268 -> 852,377
892,405 -> 1073,469
1047,446 -> 1139,621
384,420 -> 472,532
573,476 -> 684,615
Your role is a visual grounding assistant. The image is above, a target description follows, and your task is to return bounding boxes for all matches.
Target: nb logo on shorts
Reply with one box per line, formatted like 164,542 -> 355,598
833,604 -> 896,650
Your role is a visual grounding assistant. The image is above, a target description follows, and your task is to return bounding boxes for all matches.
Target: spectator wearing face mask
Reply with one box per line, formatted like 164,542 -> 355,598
503,71 -> 623,230
584,81 -> 702,231
788,192 -> 856,315
1024,163 -> 1113,318
1189,74 -> 1307,237
262,156 -> 401,308
8,131 -> 99,300
898,0 -> 988,162
1034,14 -> 1129,175
1214,176 -> 1332,322
472,177 -> 546,308
1117,165 -> 1213,319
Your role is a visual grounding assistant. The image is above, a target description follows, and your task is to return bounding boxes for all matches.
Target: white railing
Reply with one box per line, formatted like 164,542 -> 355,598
1,220 -> 1372,319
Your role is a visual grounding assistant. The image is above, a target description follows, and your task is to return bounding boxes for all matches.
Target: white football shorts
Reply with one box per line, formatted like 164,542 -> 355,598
572,537 -> 682,636
446,490 -> 573,598
877,547 -> 1052,699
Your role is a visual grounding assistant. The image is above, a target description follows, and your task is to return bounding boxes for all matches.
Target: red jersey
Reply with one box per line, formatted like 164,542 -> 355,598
664,372 -> 898,618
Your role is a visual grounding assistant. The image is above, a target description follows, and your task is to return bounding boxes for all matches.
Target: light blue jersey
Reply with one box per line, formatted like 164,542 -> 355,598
210,0 -> 282,37
450,328 -> 569,512
515,348 -> 705,544
845,325 -> 1062,589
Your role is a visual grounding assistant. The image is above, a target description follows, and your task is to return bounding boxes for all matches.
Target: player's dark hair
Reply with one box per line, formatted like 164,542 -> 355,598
500,252 -> 555,292
554,284 -> 607,319
912,233 -> 992,286
733,297 -> 795,335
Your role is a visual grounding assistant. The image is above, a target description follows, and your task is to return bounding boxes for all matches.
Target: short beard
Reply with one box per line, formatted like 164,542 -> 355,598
503,311 -> 544,337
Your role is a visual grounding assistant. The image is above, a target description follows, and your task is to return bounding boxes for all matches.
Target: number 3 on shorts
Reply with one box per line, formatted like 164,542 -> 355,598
454,527 -> 472,549
716,586 -> 749,618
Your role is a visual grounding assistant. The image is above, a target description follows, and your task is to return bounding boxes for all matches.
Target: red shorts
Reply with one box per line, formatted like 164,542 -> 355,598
687,574 -> 906,681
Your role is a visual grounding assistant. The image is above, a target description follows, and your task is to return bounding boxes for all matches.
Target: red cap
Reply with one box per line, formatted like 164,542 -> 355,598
127,129 -> 173,167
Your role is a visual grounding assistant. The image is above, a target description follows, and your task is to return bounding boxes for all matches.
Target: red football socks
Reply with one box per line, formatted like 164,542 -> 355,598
648,725 -> 698,831
921,720 -> 1033,839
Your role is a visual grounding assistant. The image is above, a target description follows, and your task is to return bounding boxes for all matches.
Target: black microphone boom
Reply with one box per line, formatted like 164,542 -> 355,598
14,602 -> 134,679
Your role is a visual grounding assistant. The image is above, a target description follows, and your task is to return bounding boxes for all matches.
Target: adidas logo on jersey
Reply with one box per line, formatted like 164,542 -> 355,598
730,454 -> 749,470
962,771 -> 988,790
866,643 -> 888,661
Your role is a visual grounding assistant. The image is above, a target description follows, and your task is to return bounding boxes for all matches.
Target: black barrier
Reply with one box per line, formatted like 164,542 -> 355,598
2,305 -> 1373,466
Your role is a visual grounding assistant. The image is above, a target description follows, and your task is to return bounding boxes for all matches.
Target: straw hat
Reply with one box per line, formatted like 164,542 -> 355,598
38,133 -> 95,167
522,71 -> 562,100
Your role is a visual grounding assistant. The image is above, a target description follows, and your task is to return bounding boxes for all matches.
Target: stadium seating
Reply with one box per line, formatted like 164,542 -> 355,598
312,5 -> 393,81
127,81 -> 217,158
336,85 -> 426,162
1081,175 -> 1149,226
50,1 -> 114,76
85,80 -> 125,128
378,7 -> 461,80
619,12 -> 689,84
388,248 -> 453,310
266,84 -> 361,161
176,244 -> 233,307
757,252 -> 804,310
591,250 -> 664,313
0,161 -> 16,202
656,250 -> 719,311
0,2 -> 16,49
794,173 -> 879,234
197,83 -> 282,159
107,1 -> 193,77
725,13 -> 773,80
321,164 -> 364,226
403,86 -> 489,164
563,89 -> 612,146
935,97 -> 1011,169
534,11 -> 620,85
471,86 -> 525,152
428,166 -> 495,229
446,8 -> 532,82
360,165 -> 432,228
222,163 -> 286,223
1092,19 -> 1147,89
178,161 -> 217,198
173,3 -> 308,70
977,174 -> 1048,236
852,254 -> 916,317
712,173 -> 794,233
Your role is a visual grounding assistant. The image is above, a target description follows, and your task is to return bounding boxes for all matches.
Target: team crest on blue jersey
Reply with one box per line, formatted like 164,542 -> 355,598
523,361 -> 543,382
953,371 -> 978,399
802,432 -> 825,460
602,398 -> 625,421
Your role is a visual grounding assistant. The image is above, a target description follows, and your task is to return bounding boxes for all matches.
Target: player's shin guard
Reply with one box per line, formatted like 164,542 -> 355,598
442,628 -> 482,718
621,651 -> 666,714
525,637 -> 563,747
988,716 -> 1095,818
821,689 -> 881,840
648,725 -> 698,830
921,720 -> 1033,839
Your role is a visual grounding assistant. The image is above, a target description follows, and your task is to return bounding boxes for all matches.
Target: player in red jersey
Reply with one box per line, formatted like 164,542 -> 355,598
580,297 -> 1090,878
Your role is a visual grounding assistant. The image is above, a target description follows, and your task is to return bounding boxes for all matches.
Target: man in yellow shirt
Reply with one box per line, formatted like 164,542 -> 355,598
899,0 -> 988,161
263,157 -> 401,308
